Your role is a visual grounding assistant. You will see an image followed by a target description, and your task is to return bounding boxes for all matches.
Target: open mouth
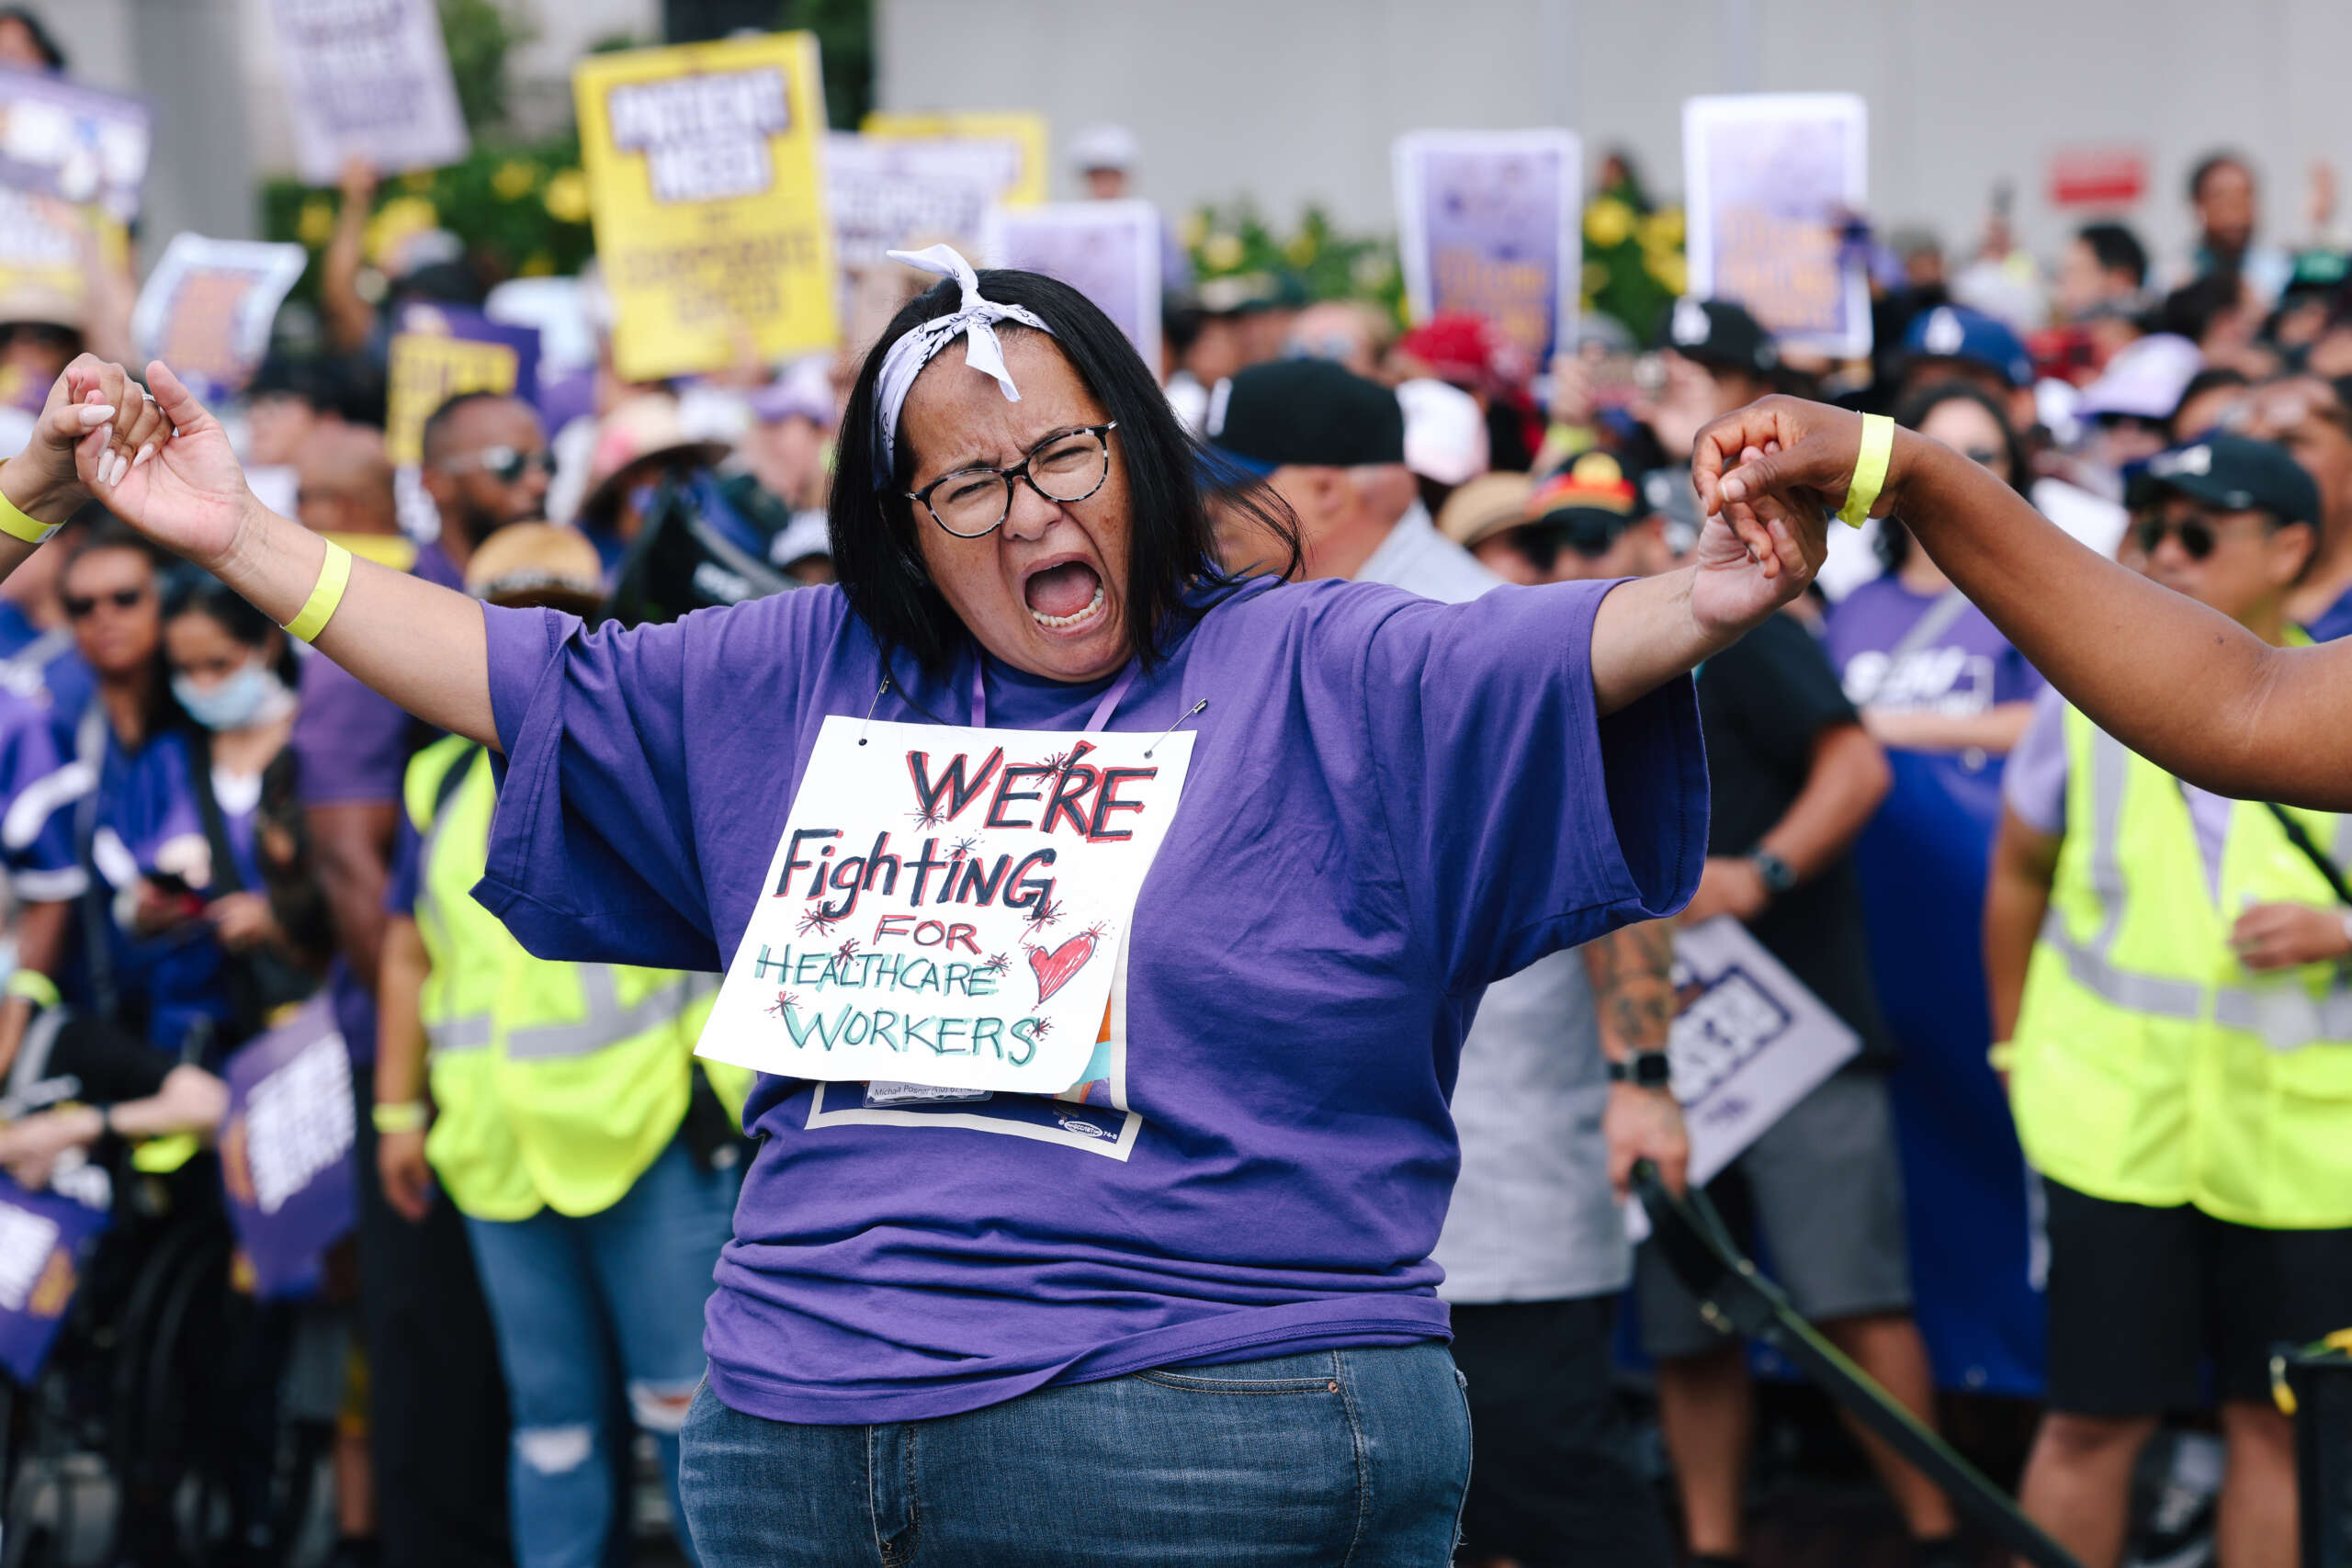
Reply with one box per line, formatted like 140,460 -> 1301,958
1023,558 -> 1107,632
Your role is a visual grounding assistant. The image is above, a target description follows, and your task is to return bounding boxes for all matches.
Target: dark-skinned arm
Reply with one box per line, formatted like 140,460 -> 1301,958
1984,806 -> 2062,1059
310,801 -> 397,994
1695,397 -> 2352,810
1683,723 -> 1892,922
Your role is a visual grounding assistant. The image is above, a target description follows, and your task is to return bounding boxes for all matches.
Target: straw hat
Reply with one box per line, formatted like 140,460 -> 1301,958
576,393 -> 733,528
463,523 -> 606,615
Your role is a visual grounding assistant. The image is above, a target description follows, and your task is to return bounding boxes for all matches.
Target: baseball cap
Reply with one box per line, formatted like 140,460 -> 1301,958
1514,452 -> 1643,557
2075,333 -> 2202,423
2123,433 -> 2319,527
1396,377 -> 1488,485
1070,124 -> 1139,175
1902,304 -> 2033,389
1662,296 -> 1778,376
1435,471 -> 1534,549
1204,358 -> 1405,476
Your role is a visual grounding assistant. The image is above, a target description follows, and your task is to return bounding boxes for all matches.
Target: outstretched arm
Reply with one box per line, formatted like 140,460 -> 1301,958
78,361 -> 500,749
1693,397 -> 2352,810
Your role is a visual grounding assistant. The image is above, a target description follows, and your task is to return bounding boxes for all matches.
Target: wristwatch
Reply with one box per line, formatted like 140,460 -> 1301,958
1608,1050 -> 1674,1090
1747,848 -> 1798,897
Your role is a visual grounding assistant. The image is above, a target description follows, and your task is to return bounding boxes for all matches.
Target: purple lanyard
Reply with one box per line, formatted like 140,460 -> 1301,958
969,654 -> 1140,734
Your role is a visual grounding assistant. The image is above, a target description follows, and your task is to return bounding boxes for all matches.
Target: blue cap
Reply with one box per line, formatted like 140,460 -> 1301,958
1901,304 -> 2033,389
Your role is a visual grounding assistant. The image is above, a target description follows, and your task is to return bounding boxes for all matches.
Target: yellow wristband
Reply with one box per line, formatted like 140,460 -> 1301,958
1836,413 -> 1895,528
5,969 -> 59,1010
1986,1043 -> 2017,1072
371,1100 -> 429,1135
0,479 -> 61,546
282,540 -> 354,645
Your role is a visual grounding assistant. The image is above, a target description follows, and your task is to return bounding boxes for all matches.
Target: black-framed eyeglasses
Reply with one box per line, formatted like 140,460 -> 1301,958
905,423 -> 1117,539
438,445 -> 557,485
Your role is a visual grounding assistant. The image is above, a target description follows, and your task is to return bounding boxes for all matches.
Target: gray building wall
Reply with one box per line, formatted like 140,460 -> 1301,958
876,0 -> 2346,277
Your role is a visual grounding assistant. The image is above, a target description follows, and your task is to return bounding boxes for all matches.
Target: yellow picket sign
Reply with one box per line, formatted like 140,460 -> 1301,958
385,324 -> 525,468
862,109 -> 1048,208
574,33 -> 838,383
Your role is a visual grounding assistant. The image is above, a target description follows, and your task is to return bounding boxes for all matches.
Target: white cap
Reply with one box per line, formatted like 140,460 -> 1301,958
2077,333 -> 2203,422
1396,377 -> 1488,486
1070,123 -> 1139,175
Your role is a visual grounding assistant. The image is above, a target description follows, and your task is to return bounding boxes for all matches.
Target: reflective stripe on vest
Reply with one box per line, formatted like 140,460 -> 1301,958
427,1012 -> 494,1054
503,967 -> 707,1061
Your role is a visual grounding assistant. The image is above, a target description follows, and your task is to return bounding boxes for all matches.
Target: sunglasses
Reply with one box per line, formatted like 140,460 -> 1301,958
2132,514 -> 2263,561
441,446 -> 557,485
63,587 -> 147,619
1509,513 -> 1631,573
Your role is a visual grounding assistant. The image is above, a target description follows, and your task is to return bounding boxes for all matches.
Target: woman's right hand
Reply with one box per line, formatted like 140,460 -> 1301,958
78,361 -> 255,572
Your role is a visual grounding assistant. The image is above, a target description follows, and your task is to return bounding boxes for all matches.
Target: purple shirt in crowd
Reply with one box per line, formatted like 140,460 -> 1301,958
473,575 -> 1705,1423
292,539 -> 464,1061
1822,576 -> 2043,719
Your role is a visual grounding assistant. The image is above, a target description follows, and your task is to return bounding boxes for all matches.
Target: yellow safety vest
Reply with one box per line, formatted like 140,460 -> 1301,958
2012,705 -> 2352,1228
404,737 -> 747,1222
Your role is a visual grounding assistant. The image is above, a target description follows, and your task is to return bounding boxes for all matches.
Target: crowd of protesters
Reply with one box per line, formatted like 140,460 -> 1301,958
0,13 -> 2344,1560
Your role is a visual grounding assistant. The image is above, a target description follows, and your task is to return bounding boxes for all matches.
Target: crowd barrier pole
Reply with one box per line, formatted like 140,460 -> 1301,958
1631,1161 -> 2086,1568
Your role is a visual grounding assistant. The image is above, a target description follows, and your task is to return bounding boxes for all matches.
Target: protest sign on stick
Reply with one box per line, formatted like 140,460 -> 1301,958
575,33 -> 838,384
270,0 -> 469,184
824,131 -> 1001,274
1683,93 -> 1871,357
384,301 -> 540,467
130,235 -> 308,403
1395,130 -> 1581,364
987,201 -> 1162,371
0,1173 -> 105,1382
220,997 -> 357,1300
0,68 -> 149,221
863,110 -> 1047,208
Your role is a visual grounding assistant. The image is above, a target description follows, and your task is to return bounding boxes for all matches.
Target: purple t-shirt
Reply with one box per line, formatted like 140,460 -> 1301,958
1822,576 -> 2042,718
474,576 -> 1705,1423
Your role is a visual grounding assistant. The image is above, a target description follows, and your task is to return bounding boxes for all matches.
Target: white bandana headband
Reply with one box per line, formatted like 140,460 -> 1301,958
873,244 -> 1054,480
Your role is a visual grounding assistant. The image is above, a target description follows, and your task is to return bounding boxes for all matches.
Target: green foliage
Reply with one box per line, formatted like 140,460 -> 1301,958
1580,167 -> 1686,347
1184,202 -> 1403,319
779,0 -> 873,130
437,0 -> 532,136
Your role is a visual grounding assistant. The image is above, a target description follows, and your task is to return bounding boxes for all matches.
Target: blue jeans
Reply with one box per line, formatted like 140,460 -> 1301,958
465,1139 -> 741,1568
678,1342 -> 1472,1566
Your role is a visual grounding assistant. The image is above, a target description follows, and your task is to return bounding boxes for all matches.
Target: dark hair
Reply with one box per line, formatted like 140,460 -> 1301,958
2189,151 -> 2252,203
2169,367 -> 2252,437
2153,271 -> 2246,344
0,7 -> 66,71
421,388 -> 526,466
829,268 -> 1298,677
164,573 -> 298,685
2076,221 -> 2148,289
62,519 -> 184,739
1879,380 -> 2027,572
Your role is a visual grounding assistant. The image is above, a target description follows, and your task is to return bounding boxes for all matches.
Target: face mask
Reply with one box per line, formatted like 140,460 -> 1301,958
172,660 -> 290,732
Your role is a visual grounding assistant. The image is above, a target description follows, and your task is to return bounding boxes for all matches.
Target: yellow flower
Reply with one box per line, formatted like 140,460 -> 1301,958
519,251 -> 556,277
295,198 -> 335,247
1582,261 -> 1610,299
492,160 -> 539,201
1179,209 -> 1208,251
1202,231 -> 1244,272
1583,197 -> 1635,250
361,196 -> 439,268
1641,208 -> 1685,249
1284,231 -> 1317,267
1650,253 -> 1688,296
542,168 -> 592,225
400,170 -> 434,193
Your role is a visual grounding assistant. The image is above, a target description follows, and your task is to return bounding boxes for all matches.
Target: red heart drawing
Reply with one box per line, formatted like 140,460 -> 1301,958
1027,931 -> 1097,1007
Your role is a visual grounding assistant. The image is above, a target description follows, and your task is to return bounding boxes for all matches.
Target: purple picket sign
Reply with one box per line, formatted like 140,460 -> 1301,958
220,996 -> 357,1300
0,67 -> 152,222
0,1173 -> 107,1383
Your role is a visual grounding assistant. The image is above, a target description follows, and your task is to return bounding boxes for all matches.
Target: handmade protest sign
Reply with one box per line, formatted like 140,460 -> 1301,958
987,200 -> 1162,370
131,235 -> 308,403
1394,129 -> 1581,363
0,1173 -> 105,1382
0,68 -> 150,222
1683,93 -> 1871,358
220,997 -> 357,1300
697,716 -> 1195,1097
384,301 -> 540,466
824,131 -> 1001,273
574,33 -> 837,383
270,0 -> 469,184
863,110 -> 1046,208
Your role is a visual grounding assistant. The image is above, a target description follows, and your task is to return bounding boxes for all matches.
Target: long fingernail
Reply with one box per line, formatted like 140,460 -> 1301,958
76,405 -> 116,426
99,453 -> 116,486
132,444 -> 153,468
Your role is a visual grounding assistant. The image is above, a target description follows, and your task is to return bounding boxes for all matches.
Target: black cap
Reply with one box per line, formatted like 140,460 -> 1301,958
1661,296 -> 1778,376
1205,358 -> 1406,474
2124,433 -> 2320,527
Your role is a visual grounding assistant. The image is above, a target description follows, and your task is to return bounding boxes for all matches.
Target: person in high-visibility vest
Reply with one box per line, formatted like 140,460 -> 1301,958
1987,433 -> 2352,1568
373,525 -> 748,1568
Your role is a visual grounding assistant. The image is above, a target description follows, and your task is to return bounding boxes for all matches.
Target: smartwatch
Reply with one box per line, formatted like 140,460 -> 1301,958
1608,1050 -> 1674,1090
1747,848 -> 1798,897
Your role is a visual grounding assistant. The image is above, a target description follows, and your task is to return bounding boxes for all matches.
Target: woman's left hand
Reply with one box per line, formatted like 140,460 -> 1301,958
1685,440 -> 1826,640
2231,902 -> 2352,971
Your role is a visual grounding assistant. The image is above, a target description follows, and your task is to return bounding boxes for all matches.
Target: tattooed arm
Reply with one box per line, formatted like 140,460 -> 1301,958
1583,918 -> 1690,1196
